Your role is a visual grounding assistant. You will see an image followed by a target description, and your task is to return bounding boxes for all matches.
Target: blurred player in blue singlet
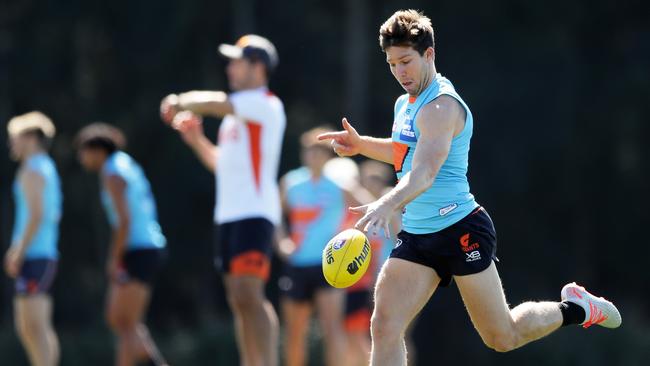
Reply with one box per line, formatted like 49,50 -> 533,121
276,127 -> 351,366
5,111 -> 61,366
76,123 -> 167,366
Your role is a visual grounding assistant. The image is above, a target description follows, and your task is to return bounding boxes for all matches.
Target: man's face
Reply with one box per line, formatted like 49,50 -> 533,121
77,147 -> 104,172
8,133 -> 27,161
301,145 -> 332,172
385,46 -> 434,96
226,58 -> 256,91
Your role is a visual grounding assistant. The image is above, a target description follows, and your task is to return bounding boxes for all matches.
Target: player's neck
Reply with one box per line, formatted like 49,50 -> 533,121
309,167 -> 323,180
243,80 -> 268,91
20,146 -> 45,162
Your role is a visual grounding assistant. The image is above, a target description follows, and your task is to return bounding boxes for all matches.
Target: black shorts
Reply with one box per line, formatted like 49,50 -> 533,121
390,206 -> 498,287
116,248 -> 165,286
279,264 -> 331,302
215,217 -> 274,281
15,259 -> 57,296
345,289 -> 372,331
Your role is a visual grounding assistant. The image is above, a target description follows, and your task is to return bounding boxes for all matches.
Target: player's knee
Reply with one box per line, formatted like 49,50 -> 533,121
16,315 -> 45,340
483,332 -> 518,353
106,311 -> 133,335
370,311 -> 403,343
321,320 -> 345,340
228,283 -> 263,312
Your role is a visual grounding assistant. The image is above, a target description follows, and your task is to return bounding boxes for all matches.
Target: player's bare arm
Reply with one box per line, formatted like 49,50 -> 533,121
172,111 -> 218,173
351,95 -> 464,236
276,175 -> 296,259
160,91 -> 234,122
317,118 -> 393,164
4,170 -> 44,278
104,174 -> 130,279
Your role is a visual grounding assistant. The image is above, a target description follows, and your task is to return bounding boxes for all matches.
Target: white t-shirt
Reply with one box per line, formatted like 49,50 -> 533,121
214,87 -> 286,225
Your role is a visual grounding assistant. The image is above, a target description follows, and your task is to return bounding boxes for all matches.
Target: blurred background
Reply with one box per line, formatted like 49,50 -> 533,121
1,0 -> 649,365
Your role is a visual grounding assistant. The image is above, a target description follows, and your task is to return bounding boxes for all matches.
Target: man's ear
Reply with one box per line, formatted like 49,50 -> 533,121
427,47 -> 435,62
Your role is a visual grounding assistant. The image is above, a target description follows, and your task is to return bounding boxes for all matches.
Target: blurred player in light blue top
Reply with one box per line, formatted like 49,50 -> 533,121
5,111 -> 61,366
277,127 -> 351,366
76,123 -> 167,366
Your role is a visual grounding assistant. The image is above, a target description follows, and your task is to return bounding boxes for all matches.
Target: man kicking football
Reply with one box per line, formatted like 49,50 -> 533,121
318,9 -> 621,366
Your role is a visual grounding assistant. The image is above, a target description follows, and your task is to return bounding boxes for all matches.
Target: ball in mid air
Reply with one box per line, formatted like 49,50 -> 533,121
322,229 -> 372,288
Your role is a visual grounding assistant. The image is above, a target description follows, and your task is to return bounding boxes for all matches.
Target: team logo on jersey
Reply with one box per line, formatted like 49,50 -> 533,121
399,118 -> 417,142
439,203 -> 458,216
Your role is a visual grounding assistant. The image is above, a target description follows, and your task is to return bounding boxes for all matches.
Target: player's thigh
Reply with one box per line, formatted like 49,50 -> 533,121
454,261 -> 514,338
14,295 -> 51,331
373,258 -> 440,329
107,282 -> 151,325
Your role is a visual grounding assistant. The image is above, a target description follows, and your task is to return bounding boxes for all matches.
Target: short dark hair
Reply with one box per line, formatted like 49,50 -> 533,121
75,123 -> 126,155
379,10 -> 434,55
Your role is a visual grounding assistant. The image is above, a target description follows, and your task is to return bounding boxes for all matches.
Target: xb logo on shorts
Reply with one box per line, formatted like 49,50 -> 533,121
460,233 -> 481,262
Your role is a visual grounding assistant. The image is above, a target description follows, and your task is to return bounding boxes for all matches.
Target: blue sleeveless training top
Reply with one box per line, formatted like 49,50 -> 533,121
101,151 -> 166,250
12,153 -> 61,259
285,167 -> 346,266
391,74 -> 478,234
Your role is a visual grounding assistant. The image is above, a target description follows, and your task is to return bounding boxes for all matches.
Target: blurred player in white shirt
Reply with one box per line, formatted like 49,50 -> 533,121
161,34 -> 285,366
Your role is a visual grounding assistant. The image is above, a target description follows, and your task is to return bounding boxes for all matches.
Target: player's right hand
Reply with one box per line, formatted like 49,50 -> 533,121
160,94 -> 180,124
4,247 -> 23,279
277,237 -> 297,260
317,118 -> 363,157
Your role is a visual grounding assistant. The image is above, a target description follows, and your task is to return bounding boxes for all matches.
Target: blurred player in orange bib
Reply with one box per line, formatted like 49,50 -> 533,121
161,35 -> 285,366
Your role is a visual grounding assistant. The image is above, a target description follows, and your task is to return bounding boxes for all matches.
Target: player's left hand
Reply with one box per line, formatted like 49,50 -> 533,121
4,246 -> 24,279
349,199 -> 396,238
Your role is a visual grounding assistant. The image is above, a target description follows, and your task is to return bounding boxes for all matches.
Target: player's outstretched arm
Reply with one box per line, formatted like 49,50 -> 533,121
317,118 -> 394,164
160,91 -> 234,122
172,111 -> 217,174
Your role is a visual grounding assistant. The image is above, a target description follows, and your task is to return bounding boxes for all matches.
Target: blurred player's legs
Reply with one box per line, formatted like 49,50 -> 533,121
314,289 -> 346,366
343,290 -> 371,366
225,275 -> 279,366
14,294 -> 59,366
281,297 -> 312,366
370,258 -> 440,366
279,264 -> 346,366
106,281 -> 167,366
